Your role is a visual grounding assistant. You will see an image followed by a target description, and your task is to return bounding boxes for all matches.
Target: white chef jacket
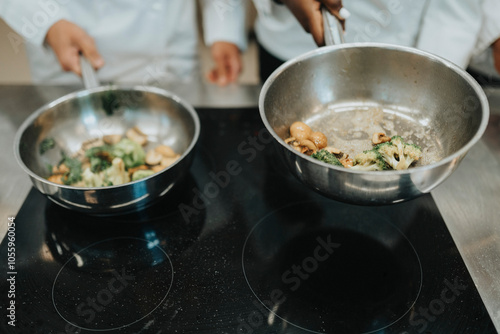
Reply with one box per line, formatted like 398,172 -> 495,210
469,0 -> 500,79
252,0 -> 490,70
0,0 -> 247,84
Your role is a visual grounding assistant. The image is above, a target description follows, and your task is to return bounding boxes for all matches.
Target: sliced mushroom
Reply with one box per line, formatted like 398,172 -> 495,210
81,138 -> 105,151
81,162 -> 91,171
103,134 -> 122,145
145,149 -> 163,165
155,145 -> 177,158
128,164 -> 149,175
152,165 -> 166,173
160,155 -> 180,167
52,163 -> 70,174
73,138 -> 105,159
126,127 -> 148,146
340,156 -> 354,168
308,131 -> 328,150
48,175 -> 64,184
299,139 -> 317,155
290,122 -> 312,141
372,132 -> 391,145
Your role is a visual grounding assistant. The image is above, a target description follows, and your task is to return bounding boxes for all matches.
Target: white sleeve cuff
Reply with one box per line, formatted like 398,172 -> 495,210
201,0 -> 248,51
474,0 -> 500,55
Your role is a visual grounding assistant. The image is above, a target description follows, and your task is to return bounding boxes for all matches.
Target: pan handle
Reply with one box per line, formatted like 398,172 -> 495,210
322,6 -> 346,46
79,55 -> 100,89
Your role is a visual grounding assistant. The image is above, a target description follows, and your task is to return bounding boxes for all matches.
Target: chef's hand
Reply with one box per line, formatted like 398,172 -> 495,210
45,20 -> 105,76
493,38 -> 500,75
280,0 -> 344,46
207,41 -> 242,86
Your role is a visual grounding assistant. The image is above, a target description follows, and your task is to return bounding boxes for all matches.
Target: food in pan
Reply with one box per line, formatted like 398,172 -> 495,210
285,122 -> 422,170
46,126 -> 180,186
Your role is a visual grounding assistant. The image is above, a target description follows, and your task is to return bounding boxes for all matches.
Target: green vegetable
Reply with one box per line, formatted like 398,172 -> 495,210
89,156 -> 111,173
39,138 -> 55,155
111,138 -> 146,169
46,163 -> 53,174
84,145 -> 113,173
131,169 -> 155,181
311,149 -> 344,167
60,153 -> 83,185
375,136 -> 422,170
103,158 -> 130,185
101,91 -> 119,116
350,150 -> 388,171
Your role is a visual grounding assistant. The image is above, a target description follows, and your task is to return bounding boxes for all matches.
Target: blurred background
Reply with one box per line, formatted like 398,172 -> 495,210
0,2 -> 260,85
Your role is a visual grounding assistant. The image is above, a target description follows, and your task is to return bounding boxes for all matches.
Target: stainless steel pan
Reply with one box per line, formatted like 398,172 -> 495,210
259,10 -> 489,205
14,59 -> 200,215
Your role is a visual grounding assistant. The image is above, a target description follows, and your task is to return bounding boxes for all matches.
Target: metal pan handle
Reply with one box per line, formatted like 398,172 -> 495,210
322,6 -> 345,46
79,55 -> 100,89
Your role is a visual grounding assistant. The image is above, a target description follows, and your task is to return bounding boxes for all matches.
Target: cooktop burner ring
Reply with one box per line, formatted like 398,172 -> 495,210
51,236 -> 174,332
241,200 -> 423,334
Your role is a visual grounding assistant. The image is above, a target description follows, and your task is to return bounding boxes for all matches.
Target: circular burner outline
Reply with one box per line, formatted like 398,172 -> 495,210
51,236 -> 174,332
241,200 -> 423,334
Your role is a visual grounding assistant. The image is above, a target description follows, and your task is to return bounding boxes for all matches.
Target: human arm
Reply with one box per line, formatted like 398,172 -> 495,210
493,38 -> 500,74
201,0 -> 247,85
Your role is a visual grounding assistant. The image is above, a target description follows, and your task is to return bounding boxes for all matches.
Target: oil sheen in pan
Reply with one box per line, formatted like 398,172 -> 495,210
304,101 -> 444,167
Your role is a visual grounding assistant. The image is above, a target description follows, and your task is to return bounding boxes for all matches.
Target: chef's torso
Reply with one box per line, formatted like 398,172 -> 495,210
26,0 -> 199,84
253,0 -> 484,70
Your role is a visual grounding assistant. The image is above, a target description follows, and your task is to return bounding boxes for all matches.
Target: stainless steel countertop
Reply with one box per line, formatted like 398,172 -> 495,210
1,82 -> 499,332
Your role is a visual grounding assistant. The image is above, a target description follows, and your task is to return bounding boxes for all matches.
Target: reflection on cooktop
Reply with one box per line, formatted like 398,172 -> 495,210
44,173 -> 205,264
242,201 -> 422,334
52,237 -> 173,331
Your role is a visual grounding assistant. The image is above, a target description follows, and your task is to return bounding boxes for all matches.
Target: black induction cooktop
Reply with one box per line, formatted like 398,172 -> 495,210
0,108 -> 496,334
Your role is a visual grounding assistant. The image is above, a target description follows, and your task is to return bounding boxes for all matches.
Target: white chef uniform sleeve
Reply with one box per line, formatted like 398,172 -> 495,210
0,0 -> 69,46
201,0 -> 248,51
416,0 -> 482,68
474,0 -> 500,55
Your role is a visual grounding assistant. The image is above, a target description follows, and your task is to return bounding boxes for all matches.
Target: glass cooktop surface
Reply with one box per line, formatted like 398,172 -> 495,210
0,108 -> 495,334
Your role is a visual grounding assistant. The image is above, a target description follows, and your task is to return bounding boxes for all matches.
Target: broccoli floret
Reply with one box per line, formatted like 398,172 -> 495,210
311,149 -> 344,167
89,156 -> 112,173
375,142 -> 400,170
390,136 -> 422,169
350,150 -> 388,171
111,138 -> 146,169
376,137 -> 422,170
82,167 -> 104,187
83,144 -> 114,173
59,153 -> 83,185
104,158 -> 130,186
397,143 -> 422,169
131,169 -> 155,181
390,135 -> 405,159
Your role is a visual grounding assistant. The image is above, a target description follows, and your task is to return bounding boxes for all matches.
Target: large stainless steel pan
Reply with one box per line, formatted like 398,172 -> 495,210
14,85 -> 200,215
259,12 -> 489,205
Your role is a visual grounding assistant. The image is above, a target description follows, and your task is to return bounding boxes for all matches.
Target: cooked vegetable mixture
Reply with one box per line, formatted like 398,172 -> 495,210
47,126 -> 180,186
285,121 -> 422,170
